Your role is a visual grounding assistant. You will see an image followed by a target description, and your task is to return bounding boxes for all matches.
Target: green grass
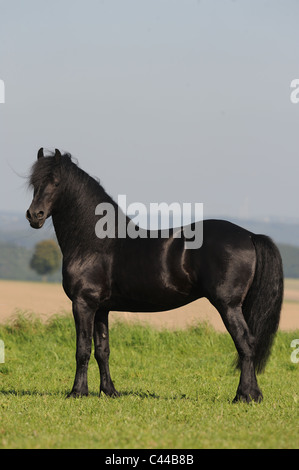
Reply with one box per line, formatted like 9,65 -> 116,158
0,313 -> 298,449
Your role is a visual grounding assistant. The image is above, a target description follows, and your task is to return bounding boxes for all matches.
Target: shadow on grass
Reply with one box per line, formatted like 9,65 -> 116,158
0,388 -> 192,401
117,389 -> 193,401
0,388 -> 68,398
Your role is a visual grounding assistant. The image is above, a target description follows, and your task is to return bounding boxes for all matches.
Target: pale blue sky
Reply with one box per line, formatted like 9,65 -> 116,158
1,0 -> 299,221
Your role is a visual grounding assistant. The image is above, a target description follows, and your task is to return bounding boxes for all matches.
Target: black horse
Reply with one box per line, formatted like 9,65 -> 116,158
26,148 -> 283,403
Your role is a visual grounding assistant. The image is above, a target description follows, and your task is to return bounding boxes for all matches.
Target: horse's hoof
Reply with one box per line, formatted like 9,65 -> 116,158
100,387 -> 120,398
233,391 -> 263,404
66,391 -> 88,399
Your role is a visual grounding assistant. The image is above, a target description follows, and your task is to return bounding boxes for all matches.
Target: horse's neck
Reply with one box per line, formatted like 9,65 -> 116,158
52,175 -> 112,256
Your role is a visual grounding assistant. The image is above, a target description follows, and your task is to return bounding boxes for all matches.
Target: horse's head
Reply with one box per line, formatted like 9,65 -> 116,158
26,148 -> 62,229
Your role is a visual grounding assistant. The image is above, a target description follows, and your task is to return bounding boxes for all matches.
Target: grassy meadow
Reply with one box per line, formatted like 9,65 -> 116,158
0,313 -> 298,449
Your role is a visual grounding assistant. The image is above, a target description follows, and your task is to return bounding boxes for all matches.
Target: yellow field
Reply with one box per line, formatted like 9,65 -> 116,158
0,278 -> 298,331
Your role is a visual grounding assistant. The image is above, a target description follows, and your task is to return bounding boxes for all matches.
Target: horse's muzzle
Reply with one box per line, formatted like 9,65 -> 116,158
26,209 -> 46,229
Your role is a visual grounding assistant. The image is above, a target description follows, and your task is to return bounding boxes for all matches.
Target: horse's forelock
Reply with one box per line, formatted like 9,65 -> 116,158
29,152 -> 74,188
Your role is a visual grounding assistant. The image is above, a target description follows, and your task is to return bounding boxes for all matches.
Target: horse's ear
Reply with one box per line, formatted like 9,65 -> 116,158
54,148 -> 62,161
37,148 -> 44,160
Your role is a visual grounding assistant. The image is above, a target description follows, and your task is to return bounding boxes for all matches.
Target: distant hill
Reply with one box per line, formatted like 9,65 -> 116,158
228,217 -> 299,248
277,244 -> 299,279
0,211 -> 56,249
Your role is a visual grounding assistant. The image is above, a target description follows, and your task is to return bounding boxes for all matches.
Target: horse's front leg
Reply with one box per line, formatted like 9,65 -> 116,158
94,309 -> 119,397
68,298 -> 96,398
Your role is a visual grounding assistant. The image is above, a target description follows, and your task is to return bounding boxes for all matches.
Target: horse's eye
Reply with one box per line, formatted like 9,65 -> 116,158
54,181 -> 60,187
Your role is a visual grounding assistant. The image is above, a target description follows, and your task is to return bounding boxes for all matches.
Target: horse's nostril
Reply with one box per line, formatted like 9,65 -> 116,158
37,211 -> 44,219
26,210 -> 32,220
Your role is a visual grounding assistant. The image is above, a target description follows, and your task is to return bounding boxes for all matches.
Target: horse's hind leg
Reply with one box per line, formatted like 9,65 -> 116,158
217,303 -> 263,403
94,309 -> 119,397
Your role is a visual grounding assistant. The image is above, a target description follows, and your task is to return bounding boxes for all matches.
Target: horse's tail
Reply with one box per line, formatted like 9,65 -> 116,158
241,234 -> 284,373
